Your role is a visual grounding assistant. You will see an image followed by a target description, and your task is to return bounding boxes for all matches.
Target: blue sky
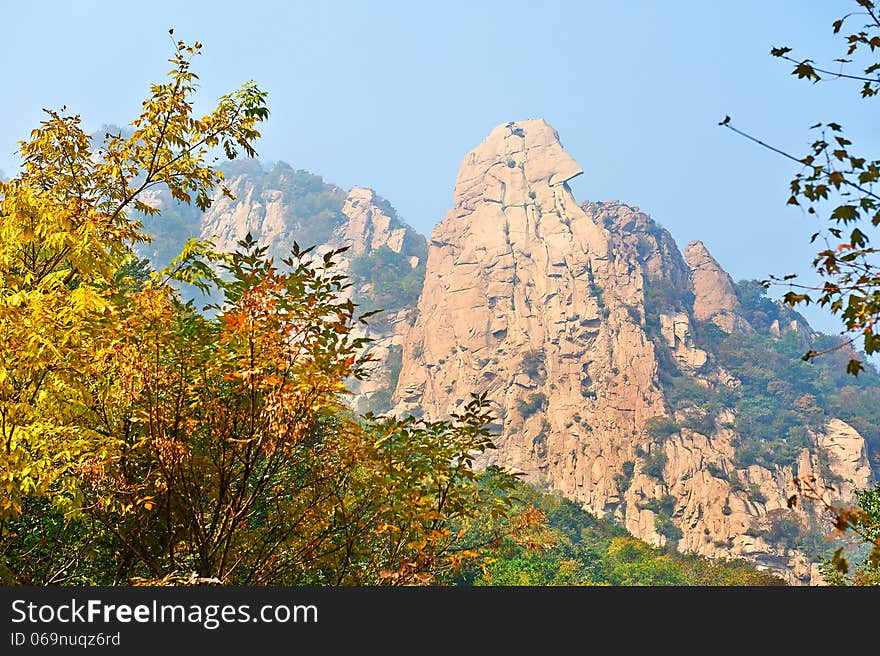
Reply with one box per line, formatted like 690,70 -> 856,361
2,1 -> 876,334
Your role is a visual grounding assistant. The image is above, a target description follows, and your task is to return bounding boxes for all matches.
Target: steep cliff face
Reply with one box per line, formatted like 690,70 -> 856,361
395,120 -> 667,520
336,187 -> 412,259
684,240 -> 752,334
394,119 -> 875,583
330,186 -> 425,412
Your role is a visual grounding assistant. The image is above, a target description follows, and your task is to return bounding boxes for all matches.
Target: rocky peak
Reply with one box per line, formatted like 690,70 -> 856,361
131,121 -> 877,584
684,240 -> 752,334
335,187 -> 413,261
196,164 -> 423,271
188,164 -> 427,417
200,172 -> 290,257
394,119 -> 875,584
453,119 -> 583,212
395,118 -> 665,507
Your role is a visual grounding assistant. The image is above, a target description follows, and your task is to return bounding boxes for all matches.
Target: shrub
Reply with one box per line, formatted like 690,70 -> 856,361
521,350 -> 546,381
641,450 -> 667,479
350,245 -> 427,314
762,510 -> 804,549
639,494 -> 676,516
517,392 -> 547,418
745,483 -> 767,504
645,416 -> 680,440
683,412 -> 717,436
654,514 -> 683,546
706,462 -> 726,479
614,461 -> 636,492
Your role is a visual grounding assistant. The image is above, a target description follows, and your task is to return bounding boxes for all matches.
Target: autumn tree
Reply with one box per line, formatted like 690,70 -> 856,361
0,38 -> 531,585
0,36 -> 268,525
67,235 -> 526,585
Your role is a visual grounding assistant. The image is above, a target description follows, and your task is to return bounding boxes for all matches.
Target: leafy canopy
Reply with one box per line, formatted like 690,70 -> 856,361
0,36 -> 268,519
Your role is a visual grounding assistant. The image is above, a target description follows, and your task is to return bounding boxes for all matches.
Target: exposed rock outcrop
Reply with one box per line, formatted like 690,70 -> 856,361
199,169 -> 420,267
200,174 -> 299,259
684,240 -> 752,334
659,312 -> 707,370
395,120 -> 667,520
394,119 -> 875,584
335,187 -> 412,260
141,125 -> 876,584
816,418 -> 873,499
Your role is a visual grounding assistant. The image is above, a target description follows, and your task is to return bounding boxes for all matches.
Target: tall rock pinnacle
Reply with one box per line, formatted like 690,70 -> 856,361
684,240 -> 751,334
395,119 -> 666,514
143,121 -> 873,584
453,119 -> 584,211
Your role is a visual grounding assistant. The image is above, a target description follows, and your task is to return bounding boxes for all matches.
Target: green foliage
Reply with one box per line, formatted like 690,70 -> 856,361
640,450 -> 668,479
654,513 -> 683,546
262,162 -> 349,248
661,370 -> 735,437
682,411 -> 718,436
854,486 -> 880,544
0,498 -> 112,585
600,537 -> 688,585
516,392 -> 547,418
462,482 -> 783,586
706,462 -> 726,479
350,245 -> 427,316
820,485 -> 880,585
666,280 -> 880,469
663,372 -> 713,409
614,461 -> 635,492
724,327 -> 880,468
644,415 -> 680,440
735,279 -> 786,332
643,278 -> 692,326
588,272 -> 605,308
763,510 -> 805,550
640,494 -> 677,516
365,344 -> 403,415
745,483 -> 768,505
